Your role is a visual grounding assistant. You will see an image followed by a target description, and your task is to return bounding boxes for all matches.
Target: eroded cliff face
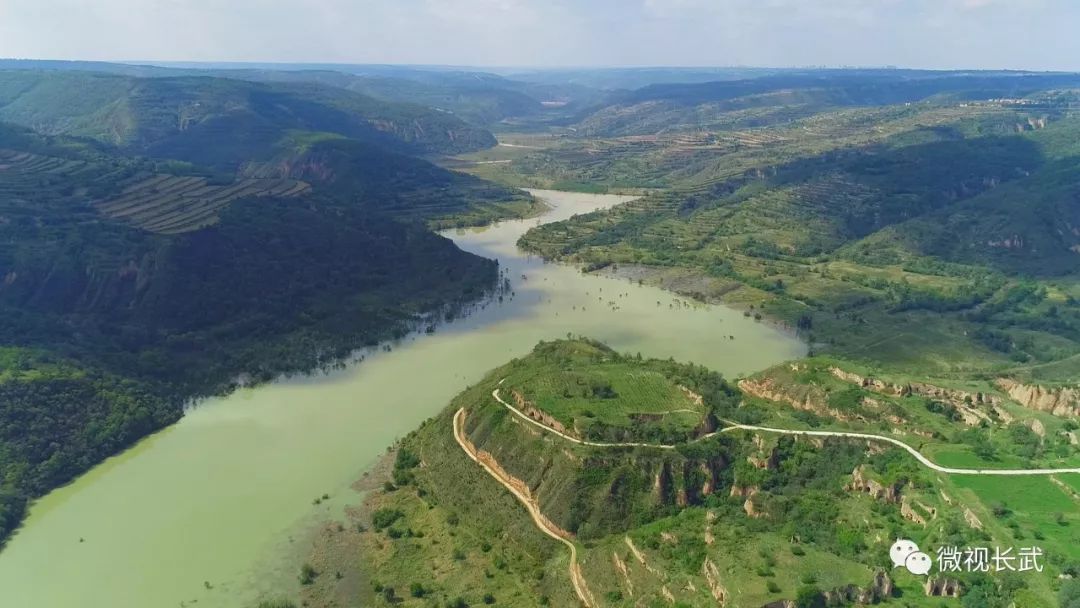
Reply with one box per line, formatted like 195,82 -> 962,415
737,377 -> 868,423
996,378 -> 1080,417
454,412 -> 576,541
511,390 -> 573,436
829,367 -> 1001,408
847,465 -> 901,503
761,570 -> 893,608
462,400 -> 735,540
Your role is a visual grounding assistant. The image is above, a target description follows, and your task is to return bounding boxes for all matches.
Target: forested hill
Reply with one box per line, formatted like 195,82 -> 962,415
570,71 -> 1080,137
501,72 -> 1080,387
0,70 -> 496,159
0,61 -> 556,127
0,68 -> 527,545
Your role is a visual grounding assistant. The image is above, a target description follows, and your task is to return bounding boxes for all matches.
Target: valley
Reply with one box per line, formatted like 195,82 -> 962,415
1,59 -> 1079,608
0,191 -> 802,607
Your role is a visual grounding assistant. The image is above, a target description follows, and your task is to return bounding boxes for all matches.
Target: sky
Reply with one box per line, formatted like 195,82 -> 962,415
0,0 -> 1077,71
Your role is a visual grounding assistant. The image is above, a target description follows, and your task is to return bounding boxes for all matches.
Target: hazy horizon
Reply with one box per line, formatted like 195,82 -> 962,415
2,1 -> 1079,72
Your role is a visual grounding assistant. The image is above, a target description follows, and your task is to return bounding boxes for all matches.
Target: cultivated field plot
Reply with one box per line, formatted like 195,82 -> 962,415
502,360 -> 706,437
0,149 -> 102,198
95,174 -> 311,234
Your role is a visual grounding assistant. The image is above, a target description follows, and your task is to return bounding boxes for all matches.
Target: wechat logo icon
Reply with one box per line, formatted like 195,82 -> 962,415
890,539 -> 933,575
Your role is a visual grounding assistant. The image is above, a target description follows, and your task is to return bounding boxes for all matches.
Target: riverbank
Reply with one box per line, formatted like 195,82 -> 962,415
0,191 -> 803,608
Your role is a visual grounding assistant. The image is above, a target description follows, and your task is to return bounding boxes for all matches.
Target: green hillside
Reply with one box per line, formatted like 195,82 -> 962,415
0,71 -> 496,161
0,66 -> 535,545
335,339 -> 1062,608
502,83 -> 1080,384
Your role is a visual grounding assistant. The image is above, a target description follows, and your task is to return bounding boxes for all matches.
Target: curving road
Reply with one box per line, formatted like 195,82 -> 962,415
452,408 -> 595,607
719,423 -> 1080,476
491,385 -> 1080,476
492,388 -> 677,449
460,384 -> 1080,608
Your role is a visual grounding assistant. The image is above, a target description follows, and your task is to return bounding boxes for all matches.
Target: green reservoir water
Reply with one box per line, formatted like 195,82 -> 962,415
0,190 -> 805,607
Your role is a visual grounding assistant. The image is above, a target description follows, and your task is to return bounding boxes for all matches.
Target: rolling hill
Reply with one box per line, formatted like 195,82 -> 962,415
0,70 -> 496,163
0,66 -> 537,545
487,70 -> 1080,384
337,339 -> 1067,607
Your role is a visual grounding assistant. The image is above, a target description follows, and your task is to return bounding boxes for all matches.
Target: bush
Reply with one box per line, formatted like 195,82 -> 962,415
795,585 -> 825,608
371,508 -> 404,531
298,563 -> 318,585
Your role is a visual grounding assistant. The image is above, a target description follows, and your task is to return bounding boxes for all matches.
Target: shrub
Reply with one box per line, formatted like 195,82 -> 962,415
371,508 -> 404,531
298,563 -> 317,585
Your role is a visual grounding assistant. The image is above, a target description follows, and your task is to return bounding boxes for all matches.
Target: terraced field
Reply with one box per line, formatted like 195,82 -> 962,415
0,149 -> 126,202
96,174 -> 311,234
0,149 -> 312,234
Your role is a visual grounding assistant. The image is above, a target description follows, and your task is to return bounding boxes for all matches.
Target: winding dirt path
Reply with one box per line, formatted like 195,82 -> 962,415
720,423 -> 1080,476
465,383 -> 1080,606
492,384 -> 1080,476
452,408 -> 595,607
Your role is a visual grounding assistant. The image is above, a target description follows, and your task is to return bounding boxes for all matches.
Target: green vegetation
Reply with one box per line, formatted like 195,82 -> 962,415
498,340 -> 716,443
0,70 -> 496,158
0,69 -> 531,544
509,76 -> 1080,386
356,339 -> 1062,606
736,357 -> 1080,471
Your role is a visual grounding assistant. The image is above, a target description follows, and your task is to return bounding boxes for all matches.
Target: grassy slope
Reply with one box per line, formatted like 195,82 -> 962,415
499,340 -> 707,441
343,340 -> 1061,608
510,98 -> 1080,383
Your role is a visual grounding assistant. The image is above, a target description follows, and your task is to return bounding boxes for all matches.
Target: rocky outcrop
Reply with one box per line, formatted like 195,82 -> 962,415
738,378 -> 866,423
743,492 -> 765,518
701,557 -> 729,605
747,447 -> 780,470
1028,417 -> 1047,438
911,381 -> 1001,408
925,576 -> 962,597
730,484 -> 759,498
612,551 -> 633,597
512,390 -> 575,436
823,570 -> 894,605
900,497 -> 936,526
963,507 -> 984,530
847,465 -> 901,503
763,571 -> 892,608
996,378 -> 1080,418
829,367 -> 1002,410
